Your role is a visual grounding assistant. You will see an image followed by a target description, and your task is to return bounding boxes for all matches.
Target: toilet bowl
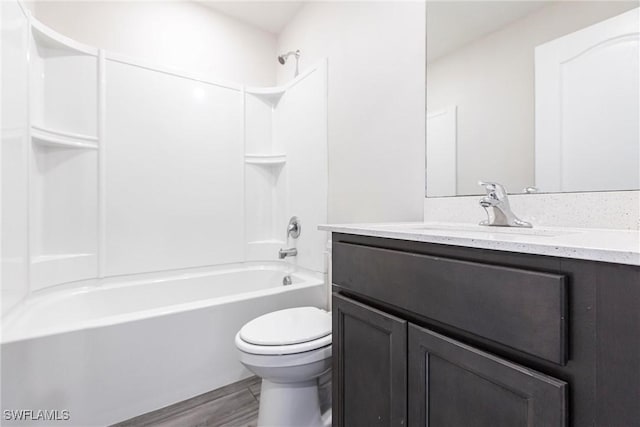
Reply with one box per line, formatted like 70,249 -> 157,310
235,306 -> 332,427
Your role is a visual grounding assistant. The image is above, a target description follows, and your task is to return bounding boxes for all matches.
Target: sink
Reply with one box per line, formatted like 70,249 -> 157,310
389,223 -> 575,238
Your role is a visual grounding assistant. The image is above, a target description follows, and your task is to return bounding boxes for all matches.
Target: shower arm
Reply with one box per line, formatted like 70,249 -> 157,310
277,50 -> 301,77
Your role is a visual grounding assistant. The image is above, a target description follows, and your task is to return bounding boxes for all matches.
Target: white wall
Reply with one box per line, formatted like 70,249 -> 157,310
27,1 -> 277,86
277,1 -> 426,224
427,1 -> 637,196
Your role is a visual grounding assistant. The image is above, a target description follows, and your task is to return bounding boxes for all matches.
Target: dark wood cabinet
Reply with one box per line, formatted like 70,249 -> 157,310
408,324 -> 566,427
331,232 -> 640,427
333,294 -> 407,427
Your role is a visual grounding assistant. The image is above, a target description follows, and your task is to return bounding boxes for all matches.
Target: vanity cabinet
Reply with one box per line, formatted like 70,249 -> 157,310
331,232 -> 640,427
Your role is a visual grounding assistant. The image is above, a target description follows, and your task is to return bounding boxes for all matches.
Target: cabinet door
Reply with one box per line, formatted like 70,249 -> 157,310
333,293 -> 407,427
409,324 -> 567,427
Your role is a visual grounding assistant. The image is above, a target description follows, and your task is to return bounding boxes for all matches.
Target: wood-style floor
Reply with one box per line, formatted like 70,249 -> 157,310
112,376 -> 261,427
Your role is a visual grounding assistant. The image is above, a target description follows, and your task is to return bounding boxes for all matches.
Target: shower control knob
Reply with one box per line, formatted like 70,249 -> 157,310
287,216 -> 301,239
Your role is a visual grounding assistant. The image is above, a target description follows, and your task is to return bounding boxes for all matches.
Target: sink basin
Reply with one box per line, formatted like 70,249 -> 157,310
390,223 -> 575,238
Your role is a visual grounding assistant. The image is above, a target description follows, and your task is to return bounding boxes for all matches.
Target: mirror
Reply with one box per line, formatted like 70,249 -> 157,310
425,1 -> 640,197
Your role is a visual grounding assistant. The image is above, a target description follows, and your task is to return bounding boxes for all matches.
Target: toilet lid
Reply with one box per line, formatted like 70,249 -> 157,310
239,307 -> 331,346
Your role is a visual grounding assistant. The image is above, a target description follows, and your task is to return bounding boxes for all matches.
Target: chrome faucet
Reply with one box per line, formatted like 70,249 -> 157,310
478,181 -> 532,228
279,248 -> 298,259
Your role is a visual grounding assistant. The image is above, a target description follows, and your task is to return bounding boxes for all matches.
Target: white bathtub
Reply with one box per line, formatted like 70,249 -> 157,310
0,263 -> 326,426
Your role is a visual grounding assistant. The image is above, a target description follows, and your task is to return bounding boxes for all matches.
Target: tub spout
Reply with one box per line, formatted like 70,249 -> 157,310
279,248 -> 297,259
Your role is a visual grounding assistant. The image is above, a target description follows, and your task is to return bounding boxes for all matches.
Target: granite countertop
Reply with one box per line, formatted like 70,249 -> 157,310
319,222 -> 640,266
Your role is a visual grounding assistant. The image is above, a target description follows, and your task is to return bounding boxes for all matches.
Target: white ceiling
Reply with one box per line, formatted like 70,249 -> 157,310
199,1 -> 304,34
427,1 -> 552,63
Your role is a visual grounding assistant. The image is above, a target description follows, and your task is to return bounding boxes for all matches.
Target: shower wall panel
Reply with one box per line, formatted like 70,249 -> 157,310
104,60 -> 244,276
1,1 -> 30,313
275,63 -> 328,273
1,8 -> 328,313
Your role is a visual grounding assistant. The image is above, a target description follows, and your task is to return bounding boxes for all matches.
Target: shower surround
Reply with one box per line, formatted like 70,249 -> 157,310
1,2 -> 328,425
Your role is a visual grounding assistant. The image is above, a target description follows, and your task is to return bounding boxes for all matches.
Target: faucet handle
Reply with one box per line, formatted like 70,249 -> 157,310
287,216 -> 301,239
478,181 -> 507,198
478,180 -> 499,190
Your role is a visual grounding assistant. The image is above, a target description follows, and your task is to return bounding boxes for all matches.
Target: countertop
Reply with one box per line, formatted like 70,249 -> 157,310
319,222 -> 640,266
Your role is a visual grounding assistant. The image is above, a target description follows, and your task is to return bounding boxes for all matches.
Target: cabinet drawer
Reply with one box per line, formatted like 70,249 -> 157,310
332,242 -> 568,364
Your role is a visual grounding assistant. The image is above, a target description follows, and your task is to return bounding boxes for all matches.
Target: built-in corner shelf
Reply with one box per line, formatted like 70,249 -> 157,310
31,17 -> 98,57
245,153 -> 286,165
246,87 -> 286,107
31,126 -> 98,150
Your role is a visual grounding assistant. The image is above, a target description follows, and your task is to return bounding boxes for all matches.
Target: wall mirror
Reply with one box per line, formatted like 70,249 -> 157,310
425,1 -> 639,197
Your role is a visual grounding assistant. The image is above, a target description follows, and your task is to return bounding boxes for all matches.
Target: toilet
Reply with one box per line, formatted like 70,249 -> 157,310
235,306 -> 332,427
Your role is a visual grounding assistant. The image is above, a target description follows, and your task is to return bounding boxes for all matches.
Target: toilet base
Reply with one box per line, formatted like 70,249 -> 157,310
258,379 -> 329,427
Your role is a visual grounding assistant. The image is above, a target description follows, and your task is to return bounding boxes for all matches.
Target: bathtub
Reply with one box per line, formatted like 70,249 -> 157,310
0,262 -> 326,426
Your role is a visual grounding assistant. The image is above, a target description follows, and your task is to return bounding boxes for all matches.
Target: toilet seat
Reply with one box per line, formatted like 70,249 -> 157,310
236,307 -> 332,355
236,332 -> 332,355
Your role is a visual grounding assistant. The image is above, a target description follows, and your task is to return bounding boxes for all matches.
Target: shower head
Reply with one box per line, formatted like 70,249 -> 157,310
277,50 -> 300,65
